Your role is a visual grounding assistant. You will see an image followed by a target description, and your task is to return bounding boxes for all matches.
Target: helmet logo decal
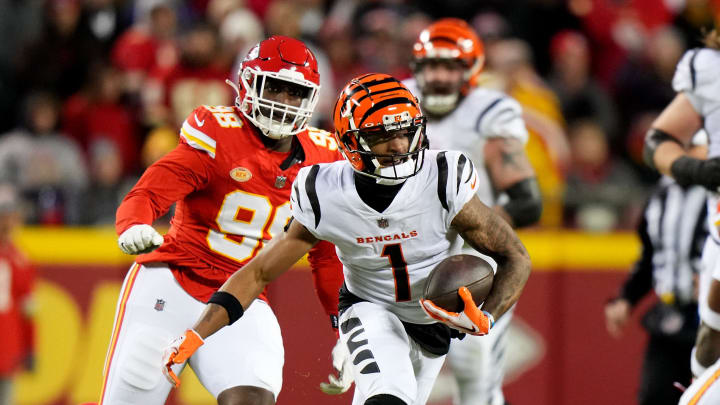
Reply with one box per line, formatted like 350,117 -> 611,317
245,45 -> 259,61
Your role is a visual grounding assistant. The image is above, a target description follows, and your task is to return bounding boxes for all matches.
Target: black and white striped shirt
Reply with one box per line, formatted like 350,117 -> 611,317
620,177 -> 707,307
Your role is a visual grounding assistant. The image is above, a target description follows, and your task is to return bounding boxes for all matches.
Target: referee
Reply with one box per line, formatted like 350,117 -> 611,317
605,173 -> 707,405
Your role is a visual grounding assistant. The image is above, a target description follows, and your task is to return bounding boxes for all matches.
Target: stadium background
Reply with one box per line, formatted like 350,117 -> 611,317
14,228 -> 645,405
2,0 -> 720,404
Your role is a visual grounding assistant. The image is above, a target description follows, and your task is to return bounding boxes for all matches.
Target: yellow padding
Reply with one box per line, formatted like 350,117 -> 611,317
14,227 -> 640,271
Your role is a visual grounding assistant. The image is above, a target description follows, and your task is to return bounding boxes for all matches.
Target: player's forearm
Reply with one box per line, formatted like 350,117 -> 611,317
455,198 -> 531,318
477,219 -> 531,319
651,140 -> 686,177
192,262 -> 268,339
694,323 -> 720,369
193,230 -> 317,338
481,253 -> 530,319
115,194 -> 158,234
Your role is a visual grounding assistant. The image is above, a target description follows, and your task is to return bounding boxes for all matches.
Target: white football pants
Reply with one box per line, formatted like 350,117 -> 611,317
339,301 -> 446,405
99,263 -> 284,405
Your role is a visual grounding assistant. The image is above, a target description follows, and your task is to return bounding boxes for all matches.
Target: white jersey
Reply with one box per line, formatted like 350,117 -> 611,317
672,48 -> 720,158
403,78 -> 528,205
290,150 -> 479,324
673,48 -> 720,243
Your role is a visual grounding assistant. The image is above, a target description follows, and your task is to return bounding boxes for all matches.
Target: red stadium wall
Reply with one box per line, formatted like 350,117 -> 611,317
11,228 -> 654,405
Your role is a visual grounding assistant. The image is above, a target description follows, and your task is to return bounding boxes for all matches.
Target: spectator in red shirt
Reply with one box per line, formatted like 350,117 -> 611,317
0,183 -> 35,405
143,23 -> 233,128
63,64 -> 141,176
110,2 -> 178,96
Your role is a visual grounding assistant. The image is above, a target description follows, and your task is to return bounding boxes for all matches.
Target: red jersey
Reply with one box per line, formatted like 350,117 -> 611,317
116,105 -> 344,310
0,242 -> 35,376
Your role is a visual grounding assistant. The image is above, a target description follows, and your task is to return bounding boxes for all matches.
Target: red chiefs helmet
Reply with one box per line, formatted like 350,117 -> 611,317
333,73 -> 427,183
412,18 -> 485,114
229,36 -> 320,139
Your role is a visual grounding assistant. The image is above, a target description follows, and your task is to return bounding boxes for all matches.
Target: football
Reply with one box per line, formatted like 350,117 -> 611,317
423,254 -> 495,313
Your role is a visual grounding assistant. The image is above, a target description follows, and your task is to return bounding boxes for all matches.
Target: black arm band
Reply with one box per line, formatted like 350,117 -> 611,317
643,128 -> 683,170
501,177 -> 543,228
208,291 -> 245,325
670,155 -> 703,187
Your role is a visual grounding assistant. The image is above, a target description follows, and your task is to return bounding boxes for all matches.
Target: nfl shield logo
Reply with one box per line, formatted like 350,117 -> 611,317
274,175 -> 287,188
154,299 -> 165,311
377,218 -> 389,228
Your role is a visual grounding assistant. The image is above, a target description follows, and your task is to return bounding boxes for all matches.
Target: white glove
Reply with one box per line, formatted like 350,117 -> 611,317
319,338 -> 354,395
118,224 -> 164,254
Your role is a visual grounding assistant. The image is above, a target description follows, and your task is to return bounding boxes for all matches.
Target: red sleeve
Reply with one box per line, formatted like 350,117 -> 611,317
307,240 -> 344,332
115,143 -> 214,234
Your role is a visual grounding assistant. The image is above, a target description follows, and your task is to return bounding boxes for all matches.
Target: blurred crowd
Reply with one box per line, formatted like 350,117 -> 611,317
0,0 -> 718,231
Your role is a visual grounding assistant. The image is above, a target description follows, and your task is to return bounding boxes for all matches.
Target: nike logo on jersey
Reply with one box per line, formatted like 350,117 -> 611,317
194,114 -> 205,127
356,231 -> 418,244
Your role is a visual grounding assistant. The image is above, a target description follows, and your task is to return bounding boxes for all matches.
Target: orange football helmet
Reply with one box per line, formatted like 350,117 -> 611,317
412,18 -> 485,114
333,73 -> 427,183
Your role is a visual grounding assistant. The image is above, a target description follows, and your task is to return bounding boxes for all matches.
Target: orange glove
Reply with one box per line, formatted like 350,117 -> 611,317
162,329 -> 204,387
420,287 -> 495,336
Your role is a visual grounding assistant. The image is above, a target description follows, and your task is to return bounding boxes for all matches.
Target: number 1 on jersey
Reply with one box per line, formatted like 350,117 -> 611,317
381,243 -> 410,302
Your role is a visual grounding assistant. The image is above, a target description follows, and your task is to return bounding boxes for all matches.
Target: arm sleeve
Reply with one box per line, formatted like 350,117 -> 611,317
308,240 -> 343,329
115,143 -> 213,234
618,204 -> 654,306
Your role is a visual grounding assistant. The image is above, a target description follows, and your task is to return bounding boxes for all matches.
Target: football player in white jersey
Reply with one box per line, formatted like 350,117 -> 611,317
160,73 -> 532,405
642,29 -> 720,404
403,18 -> 541,405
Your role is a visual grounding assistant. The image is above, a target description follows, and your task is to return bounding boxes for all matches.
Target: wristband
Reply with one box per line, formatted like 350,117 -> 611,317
208,291 -> 244,325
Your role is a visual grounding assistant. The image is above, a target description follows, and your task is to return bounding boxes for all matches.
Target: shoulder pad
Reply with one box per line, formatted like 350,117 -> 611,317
673,48 -> 720,97
435,150 -> 479,212
465,89 -> 528,142
179,106 -> 217,158
301,127 -> 342,161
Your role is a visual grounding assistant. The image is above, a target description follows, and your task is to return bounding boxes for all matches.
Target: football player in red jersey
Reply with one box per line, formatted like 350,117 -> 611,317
100,36 -> 344,405
0,184 -> 35,405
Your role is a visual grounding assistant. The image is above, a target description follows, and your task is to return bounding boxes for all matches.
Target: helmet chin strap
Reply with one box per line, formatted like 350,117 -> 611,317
422,94 -> 459,115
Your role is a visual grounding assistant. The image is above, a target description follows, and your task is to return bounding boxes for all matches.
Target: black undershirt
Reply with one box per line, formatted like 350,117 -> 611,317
353,172 -> 404,213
